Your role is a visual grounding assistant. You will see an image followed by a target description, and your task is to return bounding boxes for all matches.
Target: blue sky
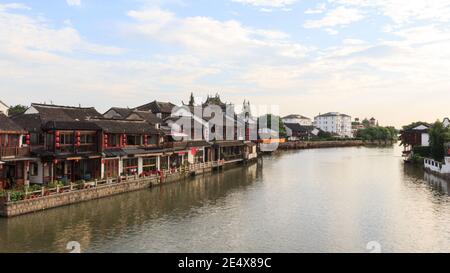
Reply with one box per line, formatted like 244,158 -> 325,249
1,0 -> 450,126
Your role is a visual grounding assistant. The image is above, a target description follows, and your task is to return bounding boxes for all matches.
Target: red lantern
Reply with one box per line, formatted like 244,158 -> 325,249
25,134 -> 31,145
53,159 -> 58,164
55,131 -> 60,137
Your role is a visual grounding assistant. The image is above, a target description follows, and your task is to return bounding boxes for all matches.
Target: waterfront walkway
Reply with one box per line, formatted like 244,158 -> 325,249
0,161 -> 226,217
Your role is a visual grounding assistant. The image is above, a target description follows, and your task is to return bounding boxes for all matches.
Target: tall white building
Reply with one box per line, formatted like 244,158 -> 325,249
282,114 -> 312,126
314,112 -> 352,138
0,100 -> 9,116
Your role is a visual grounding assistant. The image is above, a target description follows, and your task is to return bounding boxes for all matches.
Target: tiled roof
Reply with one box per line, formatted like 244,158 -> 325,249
282,114 -> 310,120
316,112 -> 351,118
31,103 -> 102,122
284,123 -> 316,134
104,107 -> 134,119
90,118 -> 159,134
127,110 -> 163,125
10,113 -> 42,132
0,113 -> 25,133
135,101 -> 176,114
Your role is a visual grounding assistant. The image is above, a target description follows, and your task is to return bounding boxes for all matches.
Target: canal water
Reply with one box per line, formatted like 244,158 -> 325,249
1,146 -> 450,253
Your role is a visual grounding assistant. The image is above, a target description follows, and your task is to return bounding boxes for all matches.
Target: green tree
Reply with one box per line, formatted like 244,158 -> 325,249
429,121 -> 450,161
8,105 -> 27,116
362,118 -> 370,128
356,126 -> 398,141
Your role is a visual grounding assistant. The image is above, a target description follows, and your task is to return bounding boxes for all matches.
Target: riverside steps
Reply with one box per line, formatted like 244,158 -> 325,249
0,161 -> 226,218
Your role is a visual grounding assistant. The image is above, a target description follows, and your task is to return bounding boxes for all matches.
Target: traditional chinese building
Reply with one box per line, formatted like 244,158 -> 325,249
0,113 -> 30,189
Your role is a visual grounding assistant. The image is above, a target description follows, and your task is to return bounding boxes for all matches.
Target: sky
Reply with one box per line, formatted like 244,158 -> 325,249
0,0 -> 450,127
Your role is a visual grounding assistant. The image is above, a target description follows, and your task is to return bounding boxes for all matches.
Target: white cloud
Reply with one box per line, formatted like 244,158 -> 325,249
66,0 -> 81,7
0,8 -> 123,55
231,0 -> 297,8
304,6 -> 364,29
305,3 -> 327,14
127,7 -> 311,60
0,2 -> 30,10
330,0 -> 450,25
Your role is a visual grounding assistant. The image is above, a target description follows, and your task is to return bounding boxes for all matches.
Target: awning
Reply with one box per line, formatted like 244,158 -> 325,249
103,149 -> 127,157
0,157 -> 38,162
67,157 -> 83,161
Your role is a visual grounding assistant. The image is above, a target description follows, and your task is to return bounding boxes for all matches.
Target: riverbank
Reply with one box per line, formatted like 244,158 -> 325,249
278,140 -> 396,150
279,140 -> 364,150
0,161 -> 230,218
4,146 -> 450,253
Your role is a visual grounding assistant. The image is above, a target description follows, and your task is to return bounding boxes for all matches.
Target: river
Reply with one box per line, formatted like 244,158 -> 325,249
1,145 -> 450,253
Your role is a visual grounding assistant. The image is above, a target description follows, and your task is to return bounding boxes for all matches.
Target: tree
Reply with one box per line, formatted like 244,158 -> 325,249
362,118 -> 370,128
8,105 -> 27,116
356,126 -> 398,141
188,92 -> 195,106
428,121 -> 450,161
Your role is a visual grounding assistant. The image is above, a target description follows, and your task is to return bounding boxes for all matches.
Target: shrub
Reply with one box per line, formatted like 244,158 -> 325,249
413,146 -> 431,158
9,191 -> 25,202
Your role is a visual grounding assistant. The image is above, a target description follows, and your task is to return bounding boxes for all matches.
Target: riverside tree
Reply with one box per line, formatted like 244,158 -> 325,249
429,121 -> 450,161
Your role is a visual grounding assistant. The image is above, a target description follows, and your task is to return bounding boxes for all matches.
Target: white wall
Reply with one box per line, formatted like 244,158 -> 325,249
421,133 -> 430,147
424,158 -> 450,174
0,102 -> 9,116
29,160 -> 44,184
314,114 -> 352,137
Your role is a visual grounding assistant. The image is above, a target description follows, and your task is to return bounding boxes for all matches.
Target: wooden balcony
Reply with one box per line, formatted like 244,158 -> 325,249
0,146 -> 30,158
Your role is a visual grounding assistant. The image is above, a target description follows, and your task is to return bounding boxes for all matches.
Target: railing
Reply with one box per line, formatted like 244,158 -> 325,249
0,146 -> 30,158
424,158 -> 444,172
58,144 -> 98,153
1,160 -> 225,204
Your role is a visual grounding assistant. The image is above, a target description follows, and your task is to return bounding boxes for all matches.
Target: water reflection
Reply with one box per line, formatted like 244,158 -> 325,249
0,164 -> 261,253
403,163 -> 450,196
2,147 -> 450,253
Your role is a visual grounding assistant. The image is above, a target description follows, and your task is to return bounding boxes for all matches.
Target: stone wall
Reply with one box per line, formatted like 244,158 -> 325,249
279,140 -> 364,150
1,176 -> 163,217
0,161 -> 245,218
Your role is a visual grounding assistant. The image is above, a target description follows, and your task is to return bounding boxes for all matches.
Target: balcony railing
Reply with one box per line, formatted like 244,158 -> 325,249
0,146 -> 30,158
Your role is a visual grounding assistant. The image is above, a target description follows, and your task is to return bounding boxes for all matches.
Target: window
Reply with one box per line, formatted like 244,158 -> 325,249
126,135 -> 142,146
143,157 -> 157,172
147,135 -> 158,145
30,163 -> 38,176
60,133 -> 74,145
80,134 -> 96,144
123,158 -> 138,175
108,134 -> 119,147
